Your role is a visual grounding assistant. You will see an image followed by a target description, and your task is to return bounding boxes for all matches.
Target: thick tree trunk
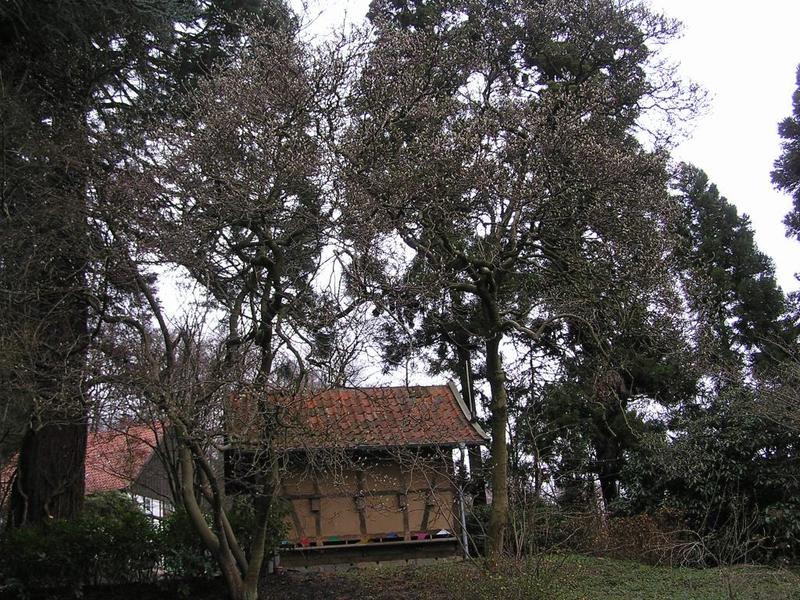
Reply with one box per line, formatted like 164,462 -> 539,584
178,398 -> 276,600
593,437 -> 621,510
6,169 -> 89,526
242,588 -> 258,600
485,334 -> 509,559
217,557 -> 245,600
9,420 -> 87,525
242,576 -> 260,600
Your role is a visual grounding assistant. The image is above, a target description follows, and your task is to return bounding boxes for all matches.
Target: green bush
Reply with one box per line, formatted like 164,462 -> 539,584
158,497 -> 288,579
0,492 -> 160,594
0,492 -> 290,594
620,397 -> 800,565
158,508 -> 218,578
82,492 -> 161,582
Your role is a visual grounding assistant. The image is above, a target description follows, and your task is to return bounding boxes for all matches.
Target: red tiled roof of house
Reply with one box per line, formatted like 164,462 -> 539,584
0,423 -> 161,499
84,424 -> 161,494
230,383 -> 488,451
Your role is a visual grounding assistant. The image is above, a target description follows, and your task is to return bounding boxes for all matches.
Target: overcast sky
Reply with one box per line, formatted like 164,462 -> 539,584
648,0 -> 800,293
299,0 -> 800,293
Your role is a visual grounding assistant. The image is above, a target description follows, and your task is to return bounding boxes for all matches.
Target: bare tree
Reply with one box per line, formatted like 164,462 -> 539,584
340,0 -> 697,557
93,276 -> 276,600
97,28 -> 351,600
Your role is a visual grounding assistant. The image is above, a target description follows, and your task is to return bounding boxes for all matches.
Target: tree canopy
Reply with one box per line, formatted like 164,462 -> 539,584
341,0 -> 696,555
1,0 -> 800,585
773,64 -> 800,242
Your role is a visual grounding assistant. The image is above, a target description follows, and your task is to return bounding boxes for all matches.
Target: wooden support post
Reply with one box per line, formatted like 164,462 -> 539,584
311,478 -> 323,546
355,470 -> 368,541
419,472 -> 438,533
281,482 -> 305,542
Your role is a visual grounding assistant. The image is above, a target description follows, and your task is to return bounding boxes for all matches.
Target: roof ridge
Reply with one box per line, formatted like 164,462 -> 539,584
309,384 -> 449,393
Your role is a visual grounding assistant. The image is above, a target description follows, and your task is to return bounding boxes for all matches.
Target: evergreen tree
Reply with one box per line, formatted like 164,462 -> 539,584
0,0 -> 291,526
536,298 -> 695,509
618,167 -> 799,561
674,165 -> 786,373
773,64 -> 800,242
527,167 -> 785,512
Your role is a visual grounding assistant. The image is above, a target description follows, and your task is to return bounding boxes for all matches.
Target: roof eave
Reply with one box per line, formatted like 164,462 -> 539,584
270,440 -> 487,453
447,380 -> 490,442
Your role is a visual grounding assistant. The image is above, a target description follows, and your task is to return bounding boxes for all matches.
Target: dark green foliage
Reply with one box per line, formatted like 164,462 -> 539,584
159,509 -> 219,578
674,165 -> 786,367
773,64 -> 800,242
506,268 -> 697,510
0,492 -> 160,593
621,389 -> 800,564
367,0 -> 446,31
537,310 -> 695,509
611,167 -> 797,564
0,493 -> 289,593
159,500 -> 288,579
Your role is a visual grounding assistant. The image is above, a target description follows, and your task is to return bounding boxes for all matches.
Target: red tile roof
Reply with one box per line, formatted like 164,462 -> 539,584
2,384 -> 485,500
230,383 -> 488,450
84,424 -> 161,494
0,423 -> 161,498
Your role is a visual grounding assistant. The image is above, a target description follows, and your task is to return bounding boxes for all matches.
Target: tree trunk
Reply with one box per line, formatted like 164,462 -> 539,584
6,163 -> 89,526
9,420 -> 87,525
219,558 -> 245,600
242,586 -> 258,600
242,581 -> 260,600
593,437 -> 621,510
485,333 -> 509,559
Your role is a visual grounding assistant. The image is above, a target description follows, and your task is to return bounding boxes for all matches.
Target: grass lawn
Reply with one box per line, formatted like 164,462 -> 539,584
13,554 -> 799,599
311,554 -> 800,600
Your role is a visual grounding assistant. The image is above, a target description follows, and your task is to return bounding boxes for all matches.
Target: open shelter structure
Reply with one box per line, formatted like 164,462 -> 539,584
227,382 -> 487,568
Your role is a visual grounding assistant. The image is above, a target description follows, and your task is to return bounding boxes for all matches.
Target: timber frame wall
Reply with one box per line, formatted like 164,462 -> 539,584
278,447 -> 464,565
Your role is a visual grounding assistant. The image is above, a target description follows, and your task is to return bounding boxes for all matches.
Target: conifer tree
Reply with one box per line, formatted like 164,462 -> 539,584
0,0 -> 291,526
675,165 -> 786,373
773,64 -> 800,242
